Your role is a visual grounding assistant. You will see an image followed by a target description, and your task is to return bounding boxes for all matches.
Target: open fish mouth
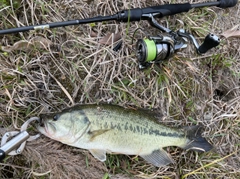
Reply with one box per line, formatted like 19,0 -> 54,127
38,117 -> 44,127
38,120 -> 56,137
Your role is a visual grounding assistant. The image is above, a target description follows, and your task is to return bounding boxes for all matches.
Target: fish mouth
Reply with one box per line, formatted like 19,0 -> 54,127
38,116 -> 44,127
37,119 -> 56,137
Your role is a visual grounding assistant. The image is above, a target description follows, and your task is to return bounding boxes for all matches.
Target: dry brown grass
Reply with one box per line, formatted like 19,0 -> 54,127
0,0 -> 240,178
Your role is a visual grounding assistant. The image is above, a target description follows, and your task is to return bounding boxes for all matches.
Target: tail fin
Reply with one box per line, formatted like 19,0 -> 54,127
183,125 -> 213,152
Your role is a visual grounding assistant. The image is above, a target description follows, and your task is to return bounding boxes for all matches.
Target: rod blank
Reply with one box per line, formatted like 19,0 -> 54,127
0,0 -> 238,35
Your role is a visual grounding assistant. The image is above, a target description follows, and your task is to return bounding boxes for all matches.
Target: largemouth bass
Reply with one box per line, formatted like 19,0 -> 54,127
37,104 -> 212,166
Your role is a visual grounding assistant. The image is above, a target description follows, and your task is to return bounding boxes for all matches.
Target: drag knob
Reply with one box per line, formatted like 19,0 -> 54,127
198,33 -> 220,54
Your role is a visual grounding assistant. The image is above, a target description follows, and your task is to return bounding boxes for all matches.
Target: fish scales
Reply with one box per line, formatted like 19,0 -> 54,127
89,110 -> 182,137
85,105 -> 182,136
38,104 -> 213,167
80,105 -> 186,153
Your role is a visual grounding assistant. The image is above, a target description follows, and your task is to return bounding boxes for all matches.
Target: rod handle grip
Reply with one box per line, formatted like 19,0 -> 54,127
117,3 -> 191,22
141,3 -> 191,17
218,0 -> 238,8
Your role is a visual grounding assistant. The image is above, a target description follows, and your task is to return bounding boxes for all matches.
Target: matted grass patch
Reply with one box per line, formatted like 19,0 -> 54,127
0,0 -> 239,178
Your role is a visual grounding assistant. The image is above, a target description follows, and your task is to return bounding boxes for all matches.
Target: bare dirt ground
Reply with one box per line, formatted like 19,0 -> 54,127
0,0 -> 239,178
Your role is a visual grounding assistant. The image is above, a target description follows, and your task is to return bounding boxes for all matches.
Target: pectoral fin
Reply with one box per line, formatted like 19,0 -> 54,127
141,149 -> 174,167
89,149 -> 106,162
88,129 -> 110,141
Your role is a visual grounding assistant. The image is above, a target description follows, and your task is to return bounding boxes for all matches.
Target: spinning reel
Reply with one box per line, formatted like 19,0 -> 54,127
135,14 -> 220,69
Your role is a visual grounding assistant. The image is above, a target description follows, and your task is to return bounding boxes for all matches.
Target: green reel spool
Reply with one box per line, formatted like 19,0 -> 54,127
136,35 -> 175,69
136,38 -> 157,63
142,39 -> 157,62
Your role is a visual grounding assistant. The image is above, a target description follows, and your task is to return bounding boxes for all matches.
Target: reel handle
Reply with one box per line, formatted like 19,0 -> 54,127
198,34 -> 220,54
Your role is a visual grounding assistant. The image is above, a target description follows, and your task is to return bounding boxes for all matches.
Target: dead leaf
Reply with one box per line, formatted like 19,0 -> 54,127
1,36 -> 52,52
221,24 -> 240,38
99,32 -> 121,45
90,30 -> 98,37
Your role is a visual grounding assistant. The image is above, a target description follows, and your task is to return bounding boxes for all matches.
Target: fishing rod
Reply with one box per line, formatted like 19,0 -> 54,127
0,0 -> 238,69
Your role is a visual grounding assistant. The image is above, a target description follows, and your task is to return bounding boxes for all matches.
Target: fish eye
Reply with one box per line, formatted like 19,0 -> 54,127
53,114 -> 60,121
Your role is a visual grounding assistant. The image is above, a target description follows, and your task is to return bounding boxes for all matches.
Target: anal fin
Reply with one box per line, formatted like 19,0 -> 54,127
89,149 -> 107,162
140,149 -> 174,167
